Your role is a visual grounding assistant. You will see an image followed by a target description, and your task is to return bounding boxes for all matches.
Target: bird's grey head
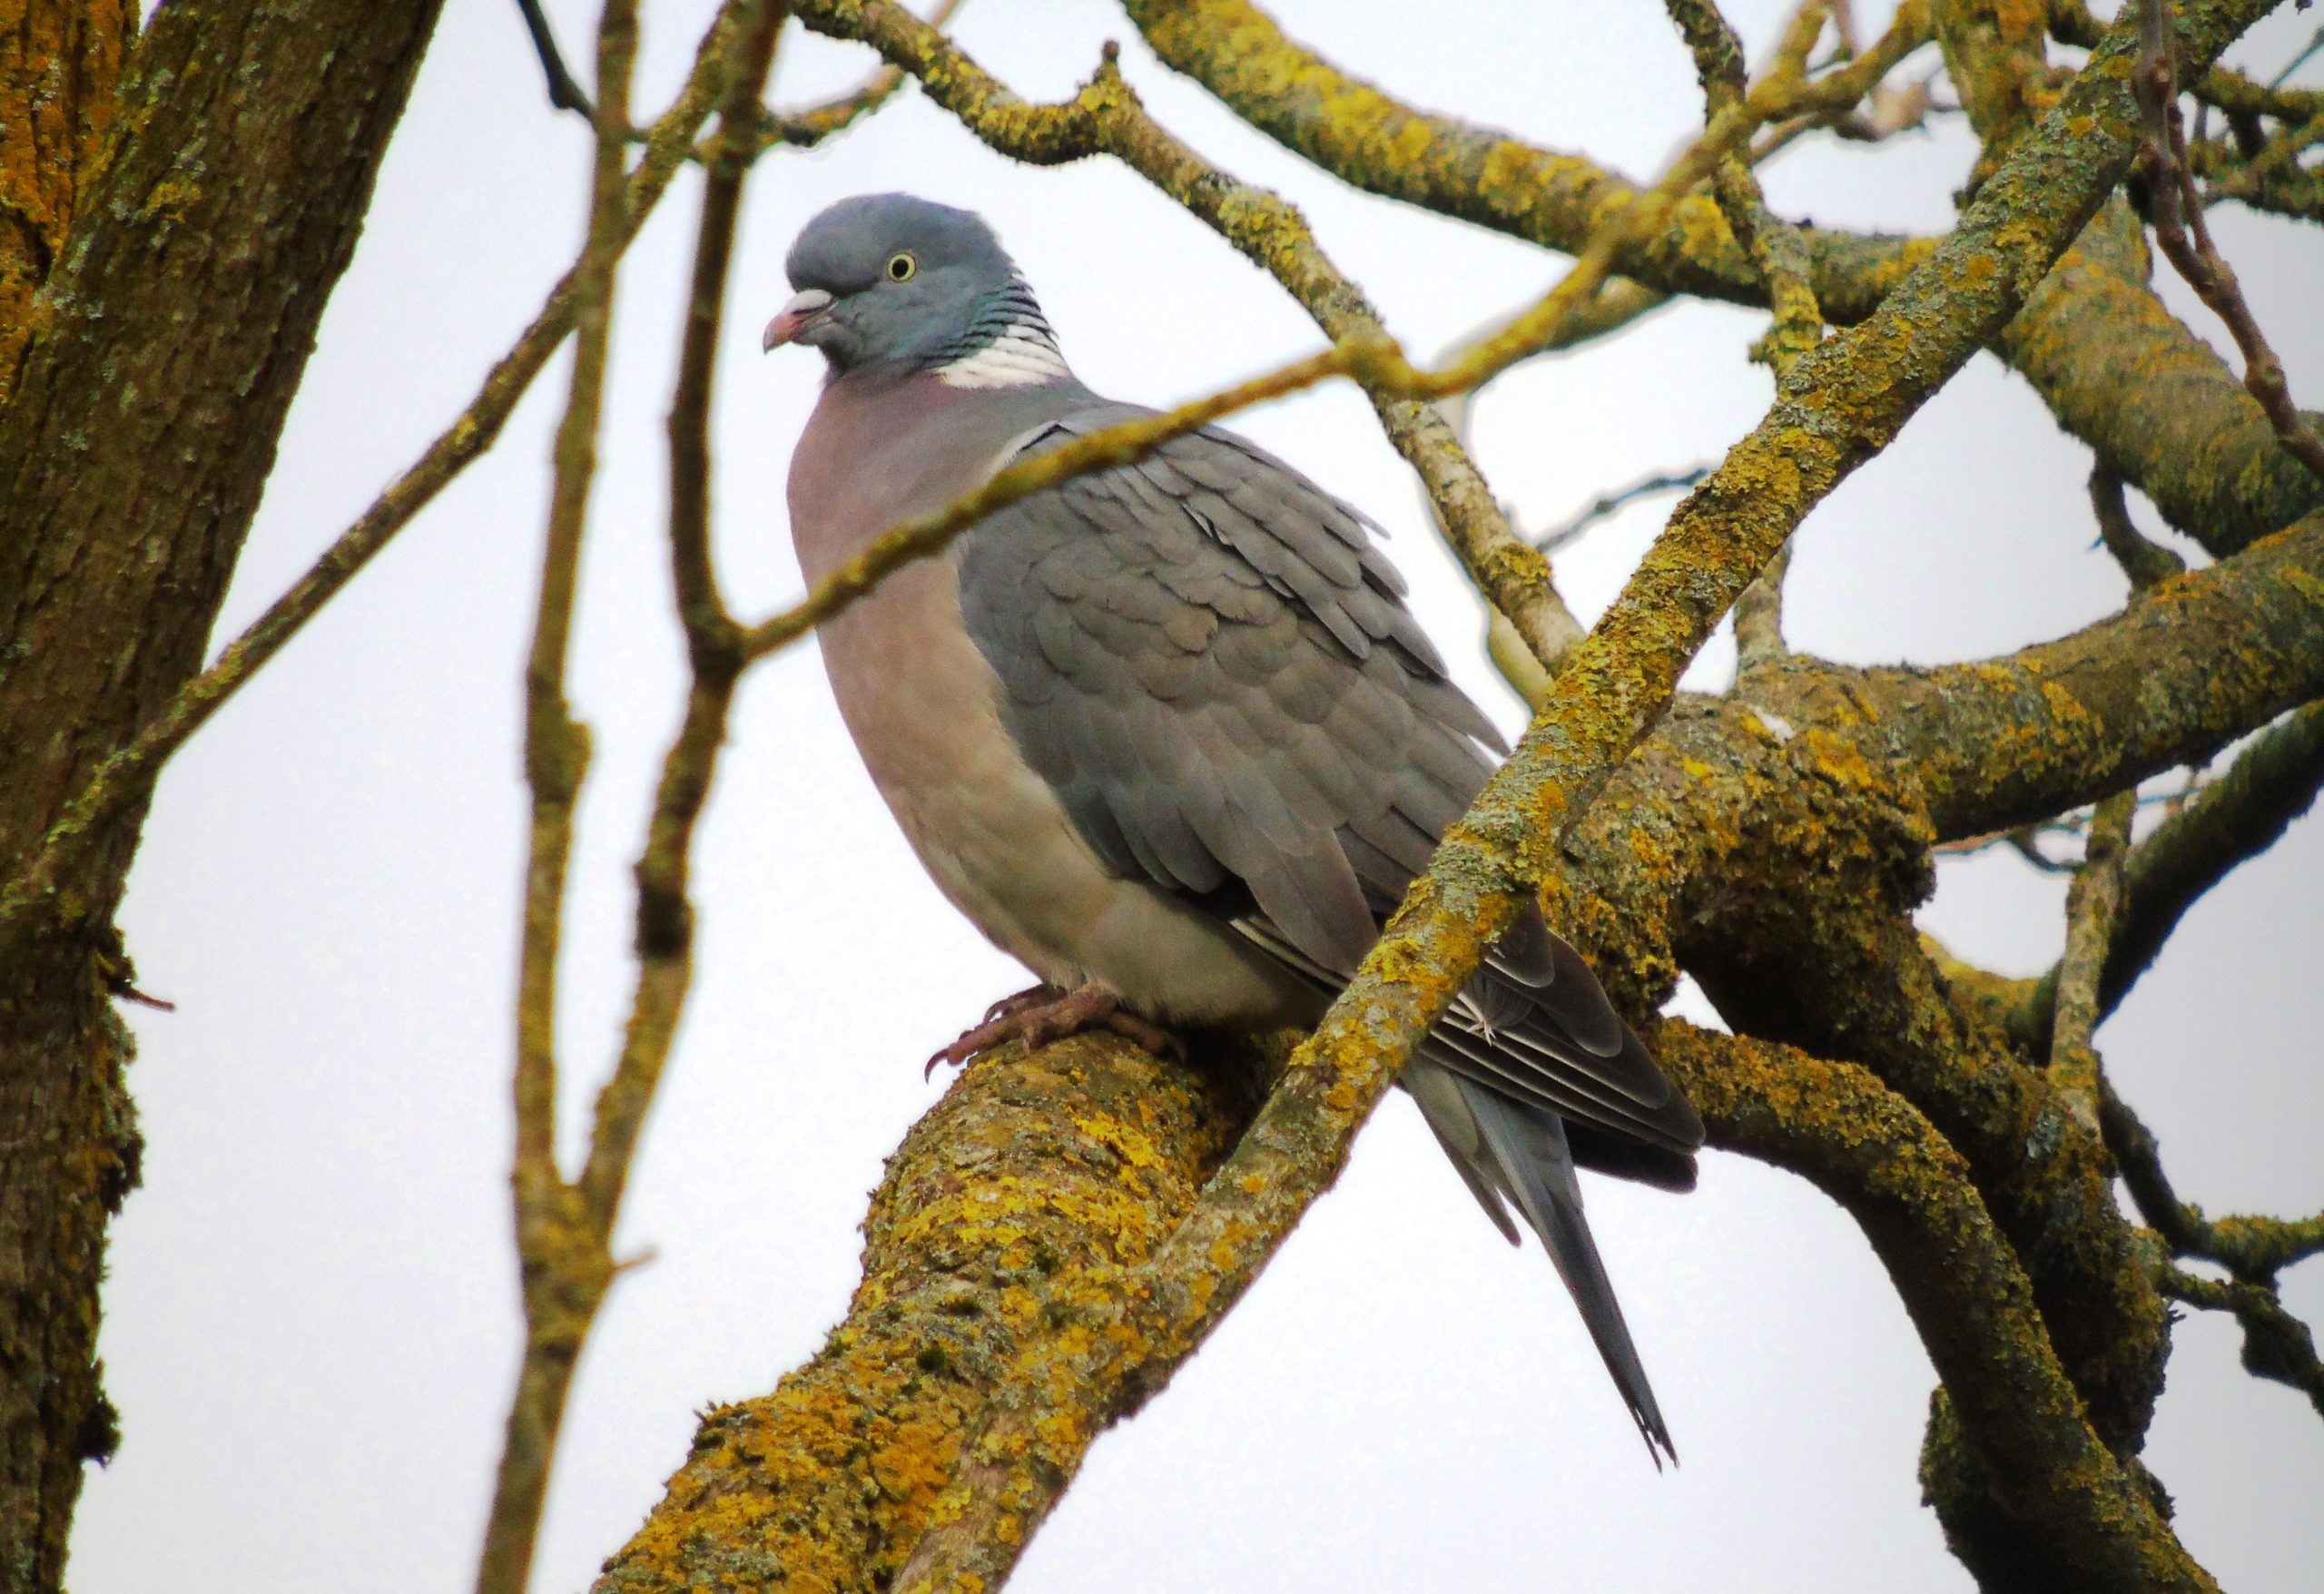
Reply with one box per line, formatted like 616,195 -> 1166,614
763,193 -> 1068,388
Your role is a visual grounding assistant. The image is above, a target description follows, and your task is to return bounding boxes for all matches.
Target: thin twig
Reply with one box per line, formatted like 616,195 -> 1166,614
1666,0 -> 1827,669
477,5 -> 790,1590
476,0 -> 645,1587
2135,0 -> 2324,488
1534,467 -> 1713,551
760,0 -> 966,147
515,0 -> 596,114
2270,23 -> 2324,90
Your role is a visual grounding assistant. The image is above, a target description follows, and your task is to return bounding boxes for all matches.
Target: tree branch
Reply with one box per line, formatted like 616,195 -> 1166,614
2048,789 -> 2135,1119
1763,508 -> 2324,842
1652,1022 -> 2209,1589
1119,0 -> 1938,326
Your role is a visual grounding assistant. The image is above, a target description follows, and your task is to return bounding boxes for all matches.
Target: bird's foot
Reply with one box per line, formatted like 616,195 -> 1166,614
925,982 -> 1187,1077
983,982 -> 1061,1025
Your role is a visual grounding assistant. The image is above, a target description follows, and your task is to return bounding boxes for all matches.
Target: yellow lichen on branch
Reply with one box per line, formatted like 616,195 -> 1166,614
596,1035 -> 1260,1593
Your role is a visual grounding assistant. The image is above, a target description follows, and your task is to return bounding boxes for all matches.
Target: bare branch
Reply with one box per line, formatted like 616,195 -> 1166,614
478,7 -> 786,1592
514,0 -> 595,115
1535,467 -> 1712,552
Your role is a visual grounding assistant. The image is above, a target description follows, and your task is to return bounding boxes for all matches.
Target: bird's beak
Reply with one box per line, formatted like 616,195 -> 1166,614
763,289 -> 835,352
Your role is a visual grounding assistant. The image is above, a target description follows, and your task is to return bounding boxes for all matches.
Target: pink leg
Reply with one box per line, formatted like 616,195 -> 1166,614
926,981 -> 1187,1077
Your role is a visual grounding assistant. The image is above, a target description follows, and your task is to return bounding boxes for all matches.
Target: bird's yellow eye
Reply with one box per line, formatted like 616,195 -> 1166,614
885,251 -> 917,282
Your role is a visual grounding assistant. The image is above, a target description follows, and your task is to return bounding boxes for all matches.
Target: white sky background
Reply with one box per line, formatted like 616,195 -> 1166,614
71,1 -> 2323,1589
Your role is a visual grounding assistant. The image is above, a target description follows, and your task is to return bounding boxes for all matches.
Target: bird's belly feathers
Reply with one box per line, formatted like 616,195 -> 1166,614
816,556 -> 1303,1027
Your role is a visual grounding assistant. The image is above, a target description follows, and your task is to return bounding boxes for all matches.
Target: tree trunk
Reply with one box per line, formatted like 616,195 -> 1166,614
0,3 -> 444,1583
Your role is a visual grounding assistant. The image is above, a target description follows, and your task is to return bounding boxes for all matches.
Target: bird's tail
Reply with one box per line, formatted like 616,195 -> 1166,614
1404,1056 -> 1679,1468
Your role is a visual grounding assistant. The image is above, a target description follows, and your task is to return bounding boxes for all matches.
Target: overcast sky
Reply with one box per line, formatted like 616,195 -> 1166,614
68,2 -> 2323,1590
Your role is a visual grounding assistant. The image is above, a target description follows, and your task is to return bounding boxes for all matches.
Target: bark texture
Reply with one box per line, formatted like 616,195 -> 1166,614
595,1034 -> 1266,1592
0,2 -> 443,1584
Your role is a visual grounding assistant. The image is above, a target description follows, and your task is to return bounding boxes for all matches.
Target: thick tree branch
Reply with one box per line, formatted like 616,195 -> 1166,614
0,1 -> 132,410
596,1033 -> 1267,1593
1120,0 -> 1938,325
0,2 -> 444,1582
1761,508 -> 2324,841
1652,1022 -> 2202,1589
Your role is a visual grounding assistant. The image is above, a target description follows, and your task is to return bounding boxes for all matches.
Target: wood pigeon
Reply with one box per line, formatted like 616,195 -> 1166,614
765,192 -> 1702,1463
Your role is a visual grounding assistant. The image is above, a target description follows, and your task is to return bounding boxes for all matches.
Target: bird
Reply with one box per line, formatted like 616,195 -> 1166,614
764,192 -> 1703,1464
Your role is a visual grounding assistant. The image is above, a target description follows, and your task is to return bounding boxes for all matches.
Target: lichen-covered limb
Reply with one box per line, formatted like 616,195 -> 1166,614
1997,202 -> 2324,557
1935,0 -> 2057,177
488,5 -> 651,1588
595,1034 -> 1260,1593
0,0 -> 131,410
759,0 -> 964,148
1120,0 -> 1939,324
2192,128 -> 2324,224
1761,507 -> 2324,841
0,0 -> 770,955
1650,1022 -> 2215,1593
1664,0 -> 1823,670
2090,461 -> 2187,588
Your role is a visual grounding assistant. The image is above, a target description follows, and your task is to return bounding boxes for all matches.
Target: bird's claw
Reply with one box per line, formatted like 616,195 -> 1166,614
925,982 -> 1187,1078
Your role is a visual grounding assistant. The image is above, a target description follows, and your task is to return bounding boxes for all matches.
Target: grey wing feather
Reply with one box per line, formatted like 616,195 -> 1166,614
955,403 -> 1700,1155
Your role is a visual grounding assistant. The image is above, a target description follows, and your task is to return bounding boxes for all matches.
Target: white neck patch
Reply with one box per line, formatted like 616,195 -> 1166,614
935,323 -> 1073,389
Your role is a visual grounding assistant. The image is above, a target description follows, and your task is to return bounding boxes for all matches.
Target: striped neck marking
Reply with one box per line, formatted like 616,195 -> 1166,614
931,276 -> 1070,389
